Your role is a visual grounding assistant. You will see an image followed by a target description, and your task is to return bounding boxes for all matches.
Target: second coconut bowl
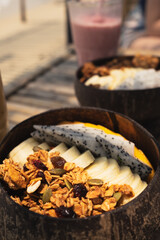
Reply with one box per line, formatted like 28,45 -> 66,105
75,56 -> 160,124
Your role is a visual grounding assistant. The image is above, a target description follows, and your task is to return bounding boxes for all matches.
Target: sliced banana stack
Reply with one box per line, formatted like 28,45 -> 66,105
86,156 -> 147,204
49,144 -> 94,168
9,138 -> 37,158
9,138 -> 39,168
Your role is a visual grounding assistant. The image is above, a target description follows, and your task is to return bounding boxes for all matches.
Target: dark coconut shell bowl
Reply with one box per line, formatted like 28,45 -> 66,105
75,56 -> 160,124
0,107 -> 160,240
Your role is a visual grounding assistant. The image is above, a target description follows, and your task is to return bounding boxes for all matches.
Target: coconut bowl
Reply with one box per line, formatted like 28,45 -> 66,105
0,107 -> 160,240
75,56 -> 160,123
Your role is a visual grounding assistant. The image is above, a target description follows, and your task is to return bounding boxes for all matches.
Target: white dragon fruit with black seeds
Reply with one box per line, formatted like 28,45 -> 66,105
96,135 -> 151,179
32,124 -> 152,179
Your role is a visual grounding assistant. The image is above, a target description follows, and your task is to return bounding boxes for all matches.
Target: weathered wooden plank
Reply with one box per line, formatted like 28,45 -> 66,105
7,102 -> 47,129
7,101 -> 47,115
6,55 -> 79,129
18,81 -> 75,96
8,95 -> 67,109
15,87 -> 78,104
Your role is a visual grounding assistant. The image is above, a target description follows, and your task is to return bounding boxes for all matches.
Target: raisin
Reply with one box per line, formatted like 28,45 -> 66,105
55,206 -> 76,218
36,171 -> 46,183
33,160 -> 48,171
23,164 -> 29,172
51,156 -> 66,169
73,183 -> 87,198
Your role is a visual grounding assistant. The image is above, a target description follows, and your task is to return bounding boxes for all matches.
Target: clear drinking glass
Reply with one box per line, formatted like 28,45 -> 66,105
68,0 -> 122,66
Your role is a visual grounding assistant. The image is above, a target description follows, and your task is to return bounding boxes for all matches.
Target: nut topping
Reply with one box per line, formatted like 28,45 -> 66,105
27,179 -> 41,194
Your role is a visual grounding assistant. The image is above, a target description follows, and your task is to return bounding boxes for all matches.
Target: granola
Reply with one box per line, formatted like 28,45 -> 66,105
0,149 -> 134,218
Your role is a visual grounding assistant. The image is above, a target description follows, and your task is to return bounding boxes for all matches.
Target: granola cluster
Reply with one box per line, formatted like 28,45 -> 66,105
0,150 -> 134,218
80,55 -> 159,84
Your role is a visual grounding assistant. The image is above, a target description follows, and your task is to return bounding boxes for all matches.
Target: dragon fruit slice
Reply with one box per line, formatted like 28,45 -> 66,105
33,125 -> 106,157
32,124 -> 152,179
96,135 -> 151,179
39,124 -> 135,157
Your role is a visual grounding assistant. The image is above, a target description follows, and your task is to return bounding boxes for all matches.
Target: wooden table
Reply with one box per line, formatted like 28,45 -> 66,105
6,51 -> 160,144
7,53 -> 79,130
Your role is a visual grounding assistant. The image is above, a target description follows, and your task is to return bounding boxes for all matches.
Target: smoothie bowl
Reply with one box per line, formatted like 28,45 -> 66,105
75,55 -> 160,123
0,107 -> 160,240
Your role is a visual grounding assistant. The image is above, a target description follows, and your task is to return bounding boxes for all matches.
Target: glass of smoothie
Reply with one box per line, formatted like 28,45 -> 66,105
68,0 -> 122,66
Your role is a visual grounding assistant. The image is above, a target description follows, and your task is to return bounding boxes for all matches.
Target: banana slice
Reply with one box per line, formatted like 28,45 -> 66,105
130,174 -> 142,192
38,142 -> 50,151
122,174 -> 147,204
11,144 -> 37,168
9,138 -> 40,168
72,150 -> 95,168
85,75 -> 100,86
86,157 -> 108,177
110,166 -> 134,185
135,181 -> 147,196
49,143 -> 68,155
61,146 -> 81,162
97,159 -> 120,184
133,180 -> 147,196
9,138 -> 38,158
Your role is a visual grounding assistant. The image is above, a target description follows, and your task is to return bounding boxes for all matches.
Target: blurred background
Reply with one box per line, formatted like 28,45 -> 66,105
0,0 -> 66,96
0,0 -> 159,96
0,0 -> 159,136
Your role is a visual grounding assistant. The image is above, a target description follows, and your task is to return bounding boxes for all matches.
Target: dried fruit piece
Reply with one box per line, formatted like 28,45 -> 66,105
92,198 -> 103,205
55,206 -> 76,218
73,183 -> 87,198
36,171 -> 46,183
42,188 -> 52,204
49,168 -> 66,176
87,179 -> 103,186
33,160 -> 48,171
113,192 -> 122,202
51,156 -> 66,169
64,179 -> 73,190
23,164 -> 29,172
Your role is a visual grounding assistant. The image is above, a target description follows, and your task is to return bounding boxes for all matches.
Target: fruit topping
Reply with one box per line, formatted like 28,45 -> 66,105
32,160 -> 48,171
36,171 -> 46,183
51,156 -> 66,169
55,206 -> 76,218
73,183 -> 87,198
23,164 -> 29,172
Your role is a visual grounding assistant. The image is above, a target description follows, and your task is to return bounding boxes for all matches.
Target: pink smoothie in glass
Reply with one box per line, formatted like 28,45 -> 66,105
71,15 -> 121,65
